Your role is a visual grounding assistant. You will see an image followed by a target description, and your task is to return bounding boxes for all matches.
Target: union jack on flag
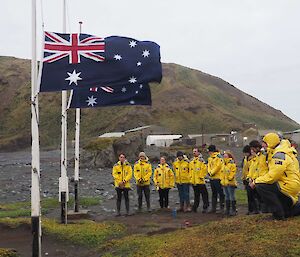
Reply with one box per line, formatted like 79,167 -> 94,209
43,32 -> 105,64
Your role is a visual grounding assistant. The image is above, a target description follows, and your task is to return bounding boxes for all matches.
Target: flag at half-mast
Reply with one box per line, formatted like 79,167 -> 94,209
38,32 -> 162,92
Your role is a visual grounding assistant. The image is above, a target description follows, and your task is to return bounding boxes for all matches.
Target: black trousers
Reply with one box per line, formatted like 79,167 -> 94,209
137,185 -> 150,209
210,179 -> 225,208
192,184 -> 209,210
116,187 -> 129,212
246,184 -> 260,212
158,188 -> 170,208
256,183 -> 293,219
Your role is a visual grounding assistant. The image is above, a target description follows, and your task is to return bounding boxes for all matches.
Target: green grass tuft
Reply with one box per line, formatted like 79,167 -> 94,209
0,197 -> 101,218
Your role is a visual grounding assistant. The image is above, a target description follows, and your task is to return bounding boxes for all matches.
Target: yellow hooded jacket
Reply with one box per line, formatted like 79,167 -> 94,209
154,163 -> 175,189
173,158 -> 190,184
247,155 -> 258,180
189,157 -> 207,185
255,142 -> 300,204
221,158 -> 237,187
241,156 -> 250,181
248,152 -> 269,180
208,152 -> 224,180
112,161 -> 133,188
134,159 -> 152,186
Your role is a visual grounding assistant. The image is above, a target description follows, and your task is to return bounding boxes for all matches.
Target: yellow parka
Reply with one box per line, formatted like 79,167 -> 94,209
255,142 -> 300,205
241,156 -> 250,181
153,163 -> 175,189
112,161 -> 133,188
134,159 -> 152,186
247,152 -> 268,180
208,152 -> 224,180
189,157 -> 207,185
257,152 -> 269,177
221,158 -> 237,187
247,155 -> 258,180
173,158 -> 190,184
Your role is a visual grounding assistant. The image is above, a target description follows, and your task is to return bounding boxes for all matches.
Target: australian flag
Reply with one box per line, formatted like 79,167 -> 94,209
69,83 -> 151,108
38,32 -> 162,93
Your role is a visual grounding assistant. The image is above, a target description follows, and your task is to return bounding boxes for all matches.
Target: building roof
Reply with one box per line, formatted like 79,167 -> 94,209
125,125 -> 152,133
99,132 -> 125,138
283,128 -> 300,134
147,135 -> 182,140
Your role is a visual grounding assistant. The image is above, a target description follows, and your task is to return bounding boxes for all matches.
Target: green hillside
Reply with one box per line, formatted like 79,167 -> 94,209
0,56 -> 298,150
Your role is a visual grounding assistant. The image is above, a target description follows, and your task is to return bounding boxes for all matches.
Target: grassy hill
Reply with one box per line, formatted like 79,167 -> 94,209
0,56 -> 298,150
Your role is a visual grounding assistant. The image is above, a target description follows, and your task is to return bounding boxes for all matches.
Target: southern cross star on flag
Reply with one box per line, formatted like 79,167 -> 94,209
38,32 -> 162,93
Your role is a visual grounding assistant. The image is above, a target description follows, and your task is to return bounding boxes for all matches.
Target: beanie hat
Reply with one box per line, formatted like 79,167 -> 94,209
139,152 -> 147,158
207,145 -> 217,152
176,151 -> 184,157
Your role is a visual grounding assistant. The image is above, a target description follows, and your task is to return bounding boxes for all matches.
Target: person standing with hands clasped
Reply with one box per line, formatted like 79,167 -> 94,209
154,156 -> 175,209
173,151 -> 191,212
134,152 -> 152,212
222,151 -> 238,216
189,148 -> 209,213
207,145 -> 225,213
112,153 -> 132,216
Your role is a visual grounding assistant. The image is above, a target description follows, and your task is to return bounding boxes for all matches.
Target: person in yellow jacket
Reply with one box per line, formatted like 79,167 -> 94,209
173,151 -> 191,212
134,152 -> 152,212
250,133 -> 300,220
112,153 -> 133,216
207,145 -> 225,213
189,148 -> 209,213
242,145 -> 256,215
247,140 -> 266,213
222,152 -> 238,216
154,156 -> 175,208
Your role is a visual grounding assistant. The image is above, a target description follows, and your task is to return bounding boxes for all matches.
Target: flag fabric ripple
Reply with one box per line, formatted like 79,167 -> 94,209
39,32 -> 162,93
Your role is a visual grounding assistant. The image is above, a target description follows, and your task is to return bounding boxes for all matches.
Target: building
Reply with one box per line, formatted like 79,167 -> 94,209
146,135 -> 182,147
283,129 -> 300,144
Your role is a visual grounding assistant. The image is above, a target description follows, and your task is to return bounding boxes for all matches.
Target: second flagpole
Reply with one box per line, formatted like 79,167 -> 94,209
74,21 -> 82,213
59,0 -> 69,224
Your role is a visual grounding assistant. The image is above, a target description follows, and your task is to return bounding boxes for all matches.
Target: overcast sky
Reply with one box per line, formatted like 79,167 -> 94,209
1,0 -> 299,124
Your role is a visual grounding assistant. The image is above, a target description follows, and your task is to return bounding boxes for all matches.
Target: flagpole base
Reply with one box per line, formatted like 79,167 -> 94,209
31,216 -> 41,257
74,181 -> 79,212
60,192 -> 67,224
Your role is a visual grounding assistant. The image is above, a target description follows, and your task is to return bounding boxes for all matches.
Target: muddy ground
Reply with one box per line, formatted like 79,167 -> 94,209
0,150 -> 247,257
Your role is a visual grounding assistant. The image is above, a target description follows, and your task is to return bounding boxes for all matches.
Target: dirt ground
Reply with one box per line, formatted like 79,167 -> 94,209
0,205 -> 248,257
0,150 -> 247,256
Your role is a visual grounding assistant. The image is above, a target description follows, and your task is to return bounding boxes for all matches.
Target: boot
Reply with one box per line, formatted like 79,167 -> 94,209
208,198 -> 217,213
225,200 -> 230,216
230,201 -> 237,216
177,203 -> 184,212
116,200 -> 121,216
183,202 -> 188,212
125,199 -> 130,216
219,197 -> 225,214
146,197 -> 151,212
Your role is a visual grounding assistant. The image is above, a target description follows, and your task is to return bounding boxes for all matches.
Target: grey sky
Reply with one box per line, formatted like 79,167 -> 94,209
1,0 -> 299,124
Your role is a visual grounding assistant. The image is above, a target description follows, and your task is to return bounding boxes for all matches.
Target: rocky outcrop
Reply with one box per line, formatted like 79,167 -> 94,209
80,132 -> 146,168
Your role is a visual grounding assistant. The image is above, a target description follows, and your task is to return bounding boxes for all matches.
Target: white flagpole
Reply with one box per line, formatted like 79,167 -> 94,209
31,0 -> 41,255
74,21 -> 82,212
59,0 -> 69,224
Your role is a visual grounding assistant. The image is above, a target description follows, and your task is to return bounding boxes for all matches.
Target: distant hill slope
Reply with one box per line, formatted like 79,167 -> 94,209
0,56 -> 298,150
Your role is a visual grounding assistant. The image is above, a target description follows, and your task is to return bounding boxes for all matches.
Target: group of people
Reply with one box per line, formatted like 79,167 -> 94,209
112,146 -> 238,217
112,132 -> 300,220
242,133 -> 300,220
